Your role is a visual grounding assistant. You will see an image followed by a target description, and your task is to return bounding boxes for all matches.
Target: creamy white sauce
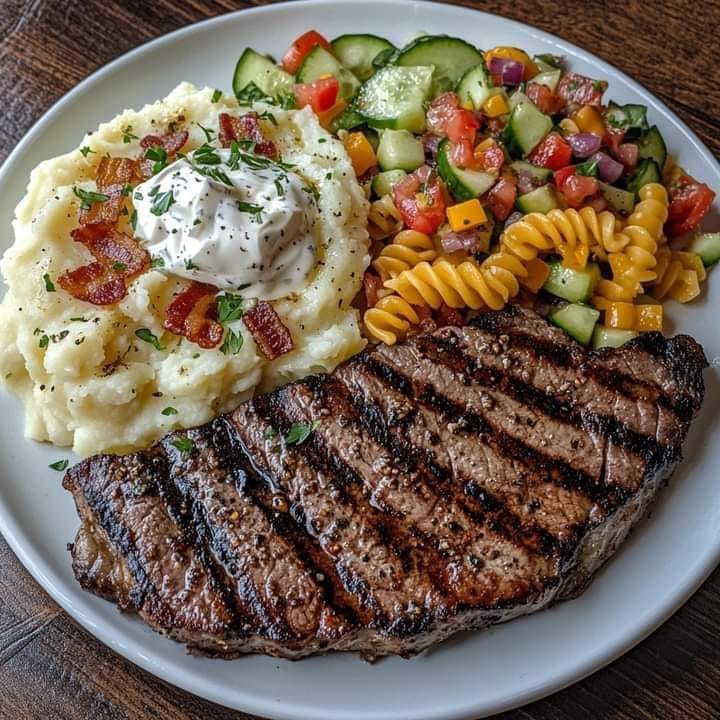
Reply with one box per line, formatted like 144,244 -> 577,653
133,147 -> 318,299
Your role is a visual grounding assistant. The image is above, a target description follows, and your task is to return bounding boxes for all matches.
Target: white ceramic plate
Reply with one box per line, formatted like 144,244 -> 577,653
1,2 -> 718,718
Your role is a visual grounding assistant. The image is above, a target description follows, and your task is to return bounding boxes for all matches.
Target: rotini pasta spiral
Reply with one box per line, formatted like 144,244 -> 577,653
651,247 -> 706,303
626,182 -> 669,244
363,295 -> 420,345
384,252 -> 528,311
372,229 -> 437,281
368,194 -> 403,241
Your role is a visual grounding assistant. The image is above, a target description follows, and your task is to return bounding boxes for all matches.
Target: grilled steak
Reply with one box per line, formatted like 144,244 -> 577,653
63,306 -> 707,659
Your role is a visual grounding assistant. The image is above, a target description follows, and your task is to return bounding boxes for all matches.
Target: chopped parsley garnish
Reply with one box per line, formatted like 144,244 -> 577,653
43,273 -> 55,292
318,138 -> 327,144
121,124 -> 139,143
161,406 -> 178,416
236,201 -> 264,222
135,328 -> 164,351
185,258 -> 198,270
49,459 -> 69,472
211,88 -> 222,103
69,316 -> 88,322
144,145 -> 168,174
150,256 -> 165,269
150,189 -> 175,216
79,146 -> 95,158
576,158 -> 599,177
220,328 -> 244,355
258,110 -> 278,126
196,122 -> 215,143
217,292 -> 244,324
228,140 -> 241,171
274,177 -> 285,197
121,183 -> 134,196
112,262 -> 127,271
284,420 -> 320,446
235,82 -> 273,105
264,427 -> 278,439
276,91 -> 297,109
171,436 -> 195,453
193,143 -> 222,165
303,183 -> 321,202
73,186 -> 109,211
130,208 -> 138,232
38,334 -> 49,349
325,172 -> 332,180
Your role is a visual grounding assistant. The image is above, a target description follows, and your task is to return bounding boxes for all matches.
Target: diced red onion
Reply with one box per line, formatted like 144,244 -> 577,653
592,151 -> 624,183
488,57 -> 524,86
566,132 -> 602,159
422,133 -> 441,163
440,228 -> 481,254
505,211 -> 524,228
516,172 -> 537,195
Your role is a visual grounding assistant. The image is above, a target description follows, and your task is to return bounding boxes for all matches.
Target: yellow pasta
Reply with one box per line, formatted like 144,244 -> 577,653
368,194 -> 403,241
651,247 -> 706,303
372,229 -> 437,281
363,295 -> 420,345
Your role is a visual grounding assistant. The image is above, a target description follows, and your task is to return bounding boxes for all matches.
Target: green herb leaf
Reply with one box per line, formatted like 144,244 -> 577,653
235,82 -> 273,105
145,145 -> 168,174
303,183 -> 320,202
284,420 -> 320,446
43,273 -> 55,292
576,158 -> 599,177
264,427 -> 278,439
112,262 -> 127,271
196,122 -> 215,143
217,292 -> 244,324
130,208 -> 138,232
274,177 -> 285,197
162,406 -> 178,416
150,256 -> 165,269
171,436 -> 195,453
220,328 -> 244,355
121,124 -> 139,144
211,88 -> 223,103
228,140 -> 241,171
372,47 -> 395,71
73,186 -> 109,211
121,183 -> 134,197
185,258 -> 198,270
69,316 -> 88,322
135,328 -> 164,351
150,189 -> 175,216
49,459 -> 69,471
258,110 -> 278,126
236,201 -> 264,222
79,146 -> 95,158
38,334 -> 49,349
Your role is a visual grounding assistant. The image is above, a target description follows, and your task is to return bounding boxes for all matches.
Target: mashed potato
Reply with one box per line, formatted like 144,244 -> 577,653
0,83 -> 369,456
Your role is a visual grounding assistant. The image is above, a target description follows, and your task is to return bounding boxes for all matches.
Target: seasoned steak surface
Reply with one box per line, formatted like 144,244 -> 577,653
63,307 -> 707,658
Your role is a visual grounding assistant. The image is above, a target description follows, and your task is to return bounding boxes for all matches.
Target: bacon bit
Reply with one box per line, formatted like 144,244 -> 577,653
79,157 -> 141,225
71,224 -> 149,277
243,301 -> 293,360
164,281 -> 224,349
79,189 -> 124,226
436,304 -> 464,327
57,262 -> 126,305
218,112 -> 277,158
140,130 -> 189,155
362,271 -> 383,309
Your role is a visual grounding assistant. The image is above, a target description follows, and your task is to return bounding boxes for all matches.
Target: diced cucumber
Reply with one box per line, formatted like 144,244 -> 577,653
437,139 -> 497,201
456,63 -> 497,110
531,56 -> 561,91
377,129 -> 425,172
626,158 -> 661,196
598,181 -> 636,215
330,107 -> 365,132
690,232 -> 720,267
534,54 -> 562,70
233,48 -> 294,99
549,303 -> 600,346
331,34 -> 396,81
636,125 -> 667,169
543,261 -> 600,303
503,101 -> 553,157
516,185 -> 558,214
372,169 -> 407,197
393,35 -> 483,96
592,326 -> 638,349
606,102 -> 649,139
510,160 -> 552,182
296,46 -> 361,100
508,89 -> 529,110
355,65 -> 433,133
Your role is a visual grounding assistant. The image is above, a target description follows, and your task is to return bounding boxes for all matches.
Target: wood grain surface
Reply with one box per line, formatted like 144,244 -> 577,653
1,1 -> 718,718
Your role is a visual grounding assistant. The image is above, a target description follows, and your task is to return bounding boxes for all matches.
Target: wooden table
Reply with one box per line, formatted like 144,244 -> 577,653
1,1 -> 718,718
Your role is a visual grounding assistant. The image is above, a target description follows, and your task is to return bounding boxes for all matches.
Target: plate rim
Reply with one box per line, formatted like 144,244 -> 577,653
0,2 -> 718,719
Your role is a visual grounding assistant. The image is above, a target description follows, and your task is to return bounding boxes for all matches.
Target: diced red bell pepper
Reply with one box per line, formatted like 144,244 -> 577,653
281,30 -> 331,74
528,132 -> 572,170
486,177 -> 517,221
294,76 -> 339,113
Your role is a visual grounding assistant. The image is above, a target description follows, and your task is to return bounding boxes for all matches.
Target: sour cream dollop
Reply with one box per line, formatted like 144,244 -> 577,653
133,148 -> 318,299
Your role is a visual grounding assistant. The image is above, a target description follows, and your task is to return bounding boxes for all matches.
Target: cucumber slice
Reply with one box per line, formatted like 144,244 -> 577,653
592,326 -> 638,349
549,303 -> 600,346
510,160 -> 552,182
393,35 -> 483,96
330,107 -> 365,132
598,181 -> 636,215
355,65 -> 433,133
516,185 -> 558,214
606,102 -> 649,139
233,48 -> 294,99
437,139 -> 497,201
331,34 -> 396,81
690,232 -> 720,267
377,129 -> 425,172
626,158 -> 661,196
508,89 -> 529,111
543,261 -> 600,303
296,46 -> 360,100
531,57 -> 562,91
372,169 -> 407,197
503,101 -> 553,157
456,63 -> 497,110
636,125 -> 667,169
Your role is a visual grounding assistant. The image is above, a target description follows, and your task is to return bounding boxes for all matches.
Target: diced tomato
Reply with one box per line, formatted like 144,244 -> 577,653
445,108 -> 480,145
615,142 -> 639,170
528,132 -> 572,171
426,92 -> 461,135
526,82 -> 564,115
392,166 -> 447,235
666,174 -> 716,237
243,301 -> 294,360
554,167 -> 598,208
603,126 -> 626,155
294,76 -> 339,113
474,142 -> 505,173
281,30 -> 331,74
556,72 -> 606,108
486,177 -> 517,221
363,271 -> 383,308
553,165 -> 577,187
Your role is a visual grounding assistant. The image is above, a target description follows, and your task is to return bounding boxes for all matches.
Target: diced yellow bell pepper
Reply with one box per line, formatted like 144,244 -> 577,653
668,269 -> 701,303
484,47 -> 538,81
558,118 -> 580,136
482,93 -> 509,117
342,130 -> 377,176
636,303 -> 663,331
605,301 -> 637,330
446,199 -> 487,232
475,138 -> 496,153
519,258 -> 551,293
572,105 -> 606,138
